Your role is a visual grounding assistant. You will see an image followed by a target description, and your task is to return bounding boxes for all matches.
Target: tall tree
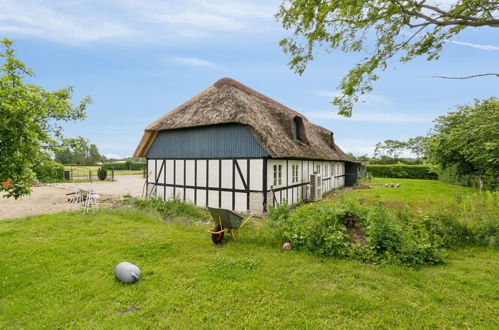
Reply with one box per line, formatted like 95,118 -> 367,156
406,136 -> 428,160
0,38 -> 91,198
277,0 -> 499,116
55,140 -> 104,165
374,139 -> 407,159
427,97 -> 498,189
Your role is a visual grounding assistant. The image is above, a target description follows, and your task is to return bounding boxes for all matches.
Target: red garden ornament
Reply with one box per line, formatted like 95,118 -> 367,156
2,178 -> 12,188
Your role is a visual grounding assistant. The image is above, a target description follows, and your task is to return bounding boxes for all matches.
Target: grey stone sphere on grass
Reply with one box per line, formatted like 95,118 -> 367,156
114,262 -> 141,283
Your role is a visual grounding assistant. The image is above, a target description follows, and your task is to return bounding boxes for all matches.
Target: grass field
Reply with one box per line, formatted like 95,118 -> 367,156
64,166 -> 143,176
1,179 -> 497,328
335,178 -> 479,211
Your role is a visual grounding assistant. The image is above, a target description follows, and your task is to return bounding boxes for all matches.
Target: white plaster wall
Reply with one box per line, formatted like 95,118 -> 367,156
249,159 -> 263,191
221,159 -> 232,189
196,189 -> 207,208
185,160 -> 195,186
147,157 -> 345,213
175,160 -> 184,187
197,160 -> 207,186
207,160 -> 219,188
165,160 -> 174,185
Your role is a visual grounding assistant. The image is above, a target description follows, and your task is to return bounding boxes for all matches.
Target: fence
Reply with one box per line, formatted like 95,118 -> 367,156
63,166 -> 147,181
64,167 -> 115,181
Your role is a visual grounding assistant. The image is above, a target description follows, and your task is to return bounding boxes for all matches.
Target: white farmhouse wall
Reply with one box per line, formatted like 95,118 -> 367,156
266,159 -> 346,207
147,158 -> 264,214
147,158 -> 345,213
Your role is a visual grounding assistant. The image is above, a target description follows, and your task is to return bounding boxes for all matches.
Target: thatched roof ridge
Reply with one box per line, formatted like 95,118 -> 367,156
134,78 -> 352,162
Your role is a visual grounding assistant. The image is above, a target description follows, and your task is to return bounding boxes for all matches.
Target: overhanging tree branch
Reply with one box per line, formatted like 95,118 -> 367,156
425,73 -> 499,79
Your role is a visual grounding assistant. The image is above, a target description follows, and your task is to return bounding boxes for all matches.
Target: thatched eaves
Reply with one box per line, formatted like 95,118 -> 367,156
134,78 -> 352,162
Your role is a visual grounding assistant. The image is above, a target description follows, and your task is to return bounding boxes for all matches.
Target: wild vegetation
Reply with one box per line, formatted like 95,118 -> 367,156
350,98 -> 498,190
1,178 -> 497,328
269,186 -> 497,267
427,97 -> 498,190
123,197 -> 210,222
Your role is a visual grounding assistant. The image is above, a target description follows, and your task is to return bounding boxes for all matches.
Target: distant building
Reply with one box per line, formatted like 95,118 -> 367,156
134,78 -> 360,213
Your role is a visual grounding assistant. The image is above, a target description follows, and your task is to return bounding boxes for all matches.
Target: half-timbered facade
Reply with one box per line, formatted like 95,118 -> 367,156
134,78 -> 357,214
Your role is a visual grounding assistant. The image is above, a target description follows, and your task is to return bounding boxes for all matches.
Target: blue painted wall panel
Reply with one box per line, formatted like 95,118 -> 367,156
146,124 -> 268,159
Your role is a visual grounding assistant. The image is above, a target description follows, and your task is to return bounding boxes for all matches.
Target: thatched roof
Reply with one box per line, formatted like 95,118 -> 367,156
134,78 -> 352,162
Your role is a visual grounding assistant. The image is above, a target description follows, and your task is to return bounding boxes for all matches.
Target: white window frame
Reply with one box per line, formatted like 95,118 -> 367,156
291,164 -> 299,183
273,164 -> 282,186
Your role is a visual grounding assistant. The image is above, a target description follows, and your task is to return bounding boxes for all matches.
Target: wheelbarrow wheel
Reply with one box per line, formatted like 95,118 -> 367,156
211,224 -> 224,244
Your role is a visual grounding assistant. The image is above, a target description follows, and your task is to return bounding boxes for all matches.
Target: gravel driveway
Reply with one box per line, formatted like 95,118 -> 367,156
0,175 -> 145,220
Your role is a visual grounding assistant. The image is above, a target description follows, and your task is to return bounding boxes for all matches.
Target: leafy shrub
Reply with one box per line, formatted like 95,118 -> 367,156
32,159 -> 64,182
125,197 -> 210,222
366,165 -> 437,180
438,164 -> 474,187
365,205 -> 403,255
268,199 -> 446,266
454,192 -> 498,247
101,160 -> 146,171
97,167 -> 107,181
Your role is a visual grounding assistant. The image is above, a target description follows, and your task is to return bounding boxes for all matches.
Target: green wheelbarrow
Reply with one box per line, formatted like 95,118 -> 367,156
207,207 -> 253,244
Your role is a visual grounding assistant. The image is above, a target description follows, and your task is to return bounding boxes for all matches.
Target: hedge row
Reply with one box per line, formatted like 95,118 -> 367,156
101,161 -> 146,171
366,165 -> 437,180
33,159 -> 64,182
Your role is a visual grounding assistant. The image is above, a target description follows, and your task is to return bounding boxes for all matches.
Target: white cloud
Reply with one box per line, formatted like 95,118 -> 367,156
305,111 -> 432,124
335,138 -> 376,156
0,0 -> 135,45
104,153 -> 123,160
313,90 -> 392,105
0,0 -> 280,45
449,40 -> 499,51
167,56 -> 216,67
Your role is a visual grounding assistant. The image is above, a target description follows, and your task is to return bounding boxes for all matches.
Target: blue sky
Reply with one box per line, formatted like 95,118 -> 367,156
1,0 -> 498,158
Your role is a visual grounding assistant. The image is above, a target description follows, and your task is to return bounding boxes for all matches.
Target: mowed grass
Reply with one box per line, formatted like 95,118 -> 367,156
1,208 -> 498,329
338,178 -> 479,210
64,166 -> 143,176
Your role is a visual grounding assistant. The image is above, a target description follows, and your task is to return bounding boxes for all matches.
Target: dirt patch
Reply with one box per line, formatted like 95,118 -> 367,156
0,175 -> 145,220
352,185 -> 372,190
122,305 -> 141,315
342,217 -> 366,246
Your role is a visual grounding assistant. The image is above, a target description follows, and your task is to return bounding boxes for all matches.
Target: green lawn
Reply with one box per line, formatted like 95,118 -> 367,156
1,207 -> 498,328
337,178 -> 480,210
64,166 -> 143,176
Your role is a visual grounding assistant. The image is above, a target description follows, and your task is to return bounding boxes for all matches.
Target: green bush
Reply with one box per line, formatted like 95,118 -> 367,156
97,167 -> 107,181
269,199 -> 447,267
437,164 -> 475,187
33,159 -> 64,182
101,160 -> 146,171
124,197 -> 210,222
366,164 -> 437,180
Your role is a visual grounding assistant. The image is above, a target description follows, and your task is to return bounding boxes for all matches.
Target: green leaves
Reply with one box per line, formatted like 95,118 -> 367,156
276,0 -> 499,116
427,98 -> 499,190
0,38 -> 91,198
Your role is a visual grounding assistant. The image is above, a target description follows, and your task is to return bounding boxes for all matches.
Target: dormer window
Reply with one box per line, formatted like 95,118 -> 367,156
292,116 -> 306,142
